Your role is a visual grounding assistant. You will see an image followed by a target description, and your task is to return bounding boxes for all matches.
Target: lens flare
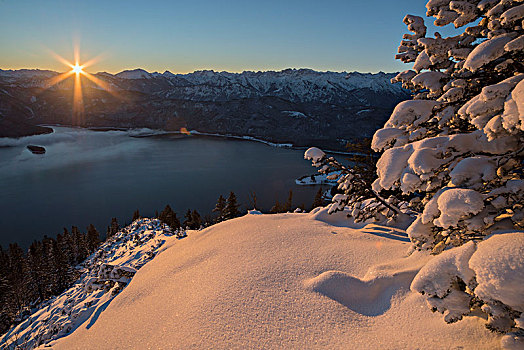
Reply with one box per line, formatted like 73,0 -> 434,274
180,127 -> 191,135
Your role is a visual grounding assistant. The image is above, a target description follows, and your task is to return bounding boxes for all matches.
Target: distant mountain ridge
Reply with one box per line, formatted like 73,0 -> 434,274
0,68 -> 411,149
0,67 -> 406,96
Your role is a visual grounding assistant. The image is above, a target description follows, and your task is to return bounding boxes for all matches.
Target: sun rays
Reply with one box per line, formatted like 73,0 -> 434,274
44,46 -> 116,124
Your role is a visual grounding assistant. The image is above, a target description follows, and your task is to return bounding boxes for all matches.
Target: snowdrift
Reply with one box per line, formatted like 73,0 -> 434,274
49,213 -> 501,349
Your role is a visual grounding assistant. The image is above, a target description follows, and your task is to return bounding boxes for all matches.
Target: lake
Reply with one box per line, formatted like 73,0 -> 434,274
0,127 -> 323,248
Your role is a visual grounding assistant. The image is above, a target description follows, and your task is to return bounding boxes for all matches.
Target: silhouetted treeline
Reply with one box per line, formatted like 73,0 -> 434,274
157,191 -> 241,230
213,191 -> 241,223
0,224 -> 102,334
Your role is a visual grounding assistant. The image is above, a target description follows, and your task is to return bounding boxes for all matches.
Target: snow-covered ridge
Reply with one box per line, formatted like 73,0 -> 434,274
0,218 -> 185,350
163,68 -> 399,91
154,68 -> 404,96
48,212 -> 503,349
0,69 -> 58,88
0,69 -> 57,79
0,68 -> 408,100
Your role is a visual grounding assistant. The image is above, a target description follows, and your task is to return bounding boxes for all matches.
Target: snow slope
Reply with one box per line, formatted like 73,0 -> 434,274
49,212 -> 501,349
0,219 -> 184,349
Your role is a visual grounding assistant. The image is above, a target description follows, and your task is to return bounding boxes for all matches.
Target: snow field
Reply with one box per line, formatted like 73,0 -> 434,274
50,213 -> 502,349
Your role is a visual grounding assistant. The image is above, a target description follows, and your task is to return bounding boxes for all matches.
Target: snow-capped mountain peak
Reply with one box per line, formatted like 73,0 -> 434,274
114,68 -> 152,80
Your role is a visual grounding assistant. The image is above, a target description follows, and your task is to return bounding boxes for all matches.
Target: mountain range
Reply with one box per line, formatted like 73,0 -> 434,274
0,68 -> 410,150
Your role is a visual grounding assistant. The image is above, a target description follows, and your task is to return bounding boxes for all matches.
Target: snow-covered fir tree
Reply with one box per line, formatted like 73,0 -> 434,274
306,0 -> 523,342
378,0 -> 524,254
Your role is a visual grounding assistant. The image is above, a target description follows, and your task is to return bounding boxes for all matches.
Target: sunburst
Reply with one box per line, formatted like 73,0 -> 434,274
45,45 -> 116,124
72,63 -> 83,74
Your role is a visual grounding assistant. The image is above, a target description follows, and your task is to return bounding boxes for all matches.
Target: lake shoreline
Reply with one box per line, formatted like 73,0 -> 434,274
0,124 -> 359,156
0,124 -> 362,156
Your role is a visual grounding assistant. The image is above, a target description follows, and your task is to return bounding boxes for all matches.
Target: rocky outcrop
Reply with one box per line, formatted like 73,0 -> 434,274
26,145 -> 46,154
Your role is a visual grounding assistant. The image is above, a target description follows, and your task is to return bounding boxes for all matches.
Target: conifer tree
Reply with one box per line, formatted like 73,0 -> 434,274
86,224 -> 100,252
159,205 -> 180,230
248,191 -> 258,209
7,243 -> 30,312
183,209 -> 193,229
283,190 -> 293,212
71,226 -> 85,263
191,210 -> 202,229
72,226 -> 89,262
270,199 -> 282,213
57,231 -> 76,285
312,187 -> 324,209
52,236 -> 74,293
27,239 -> 46,301
60,228 -> 74,265
306,0 -> 524,338
132,209 -> 141,222
203,214 -> 213,227
0,245 -> 13,334
224,192 -> 240,219
107,217 -> 119,237
213,195 -> 226,222
42,235 -> 59,295
1,231 -> 83,335
307,0 -> 524,243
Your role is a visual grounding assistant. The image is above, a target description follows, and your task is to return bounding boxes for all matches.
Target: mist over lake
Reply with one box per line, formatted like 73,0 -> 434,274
0,127 -> 320,248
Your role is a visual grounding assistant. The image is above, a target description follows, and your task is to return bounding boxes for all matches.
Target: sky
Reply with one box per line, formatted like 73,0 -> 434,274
0,0 -> 462,74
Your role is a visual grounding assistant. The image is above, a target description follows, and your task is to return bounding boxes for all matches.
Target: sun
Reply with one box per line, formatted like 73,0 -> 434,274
72,63 -> 83,74
45,46 -> 116,125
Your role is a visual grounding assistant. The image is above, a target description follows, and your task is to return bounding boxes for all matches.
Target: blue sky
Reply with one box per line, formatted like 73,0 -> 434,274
0,0 -> 461,73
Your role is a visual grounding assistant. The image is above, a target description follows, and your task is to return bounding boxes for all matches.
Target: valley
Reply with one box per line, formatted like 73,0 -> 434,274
0,68 -> 409,150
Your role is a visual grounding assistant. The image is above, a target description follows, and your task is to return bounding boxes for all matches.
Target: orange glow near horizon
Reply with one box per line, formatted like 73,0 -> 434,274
45,46 -> 117,124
